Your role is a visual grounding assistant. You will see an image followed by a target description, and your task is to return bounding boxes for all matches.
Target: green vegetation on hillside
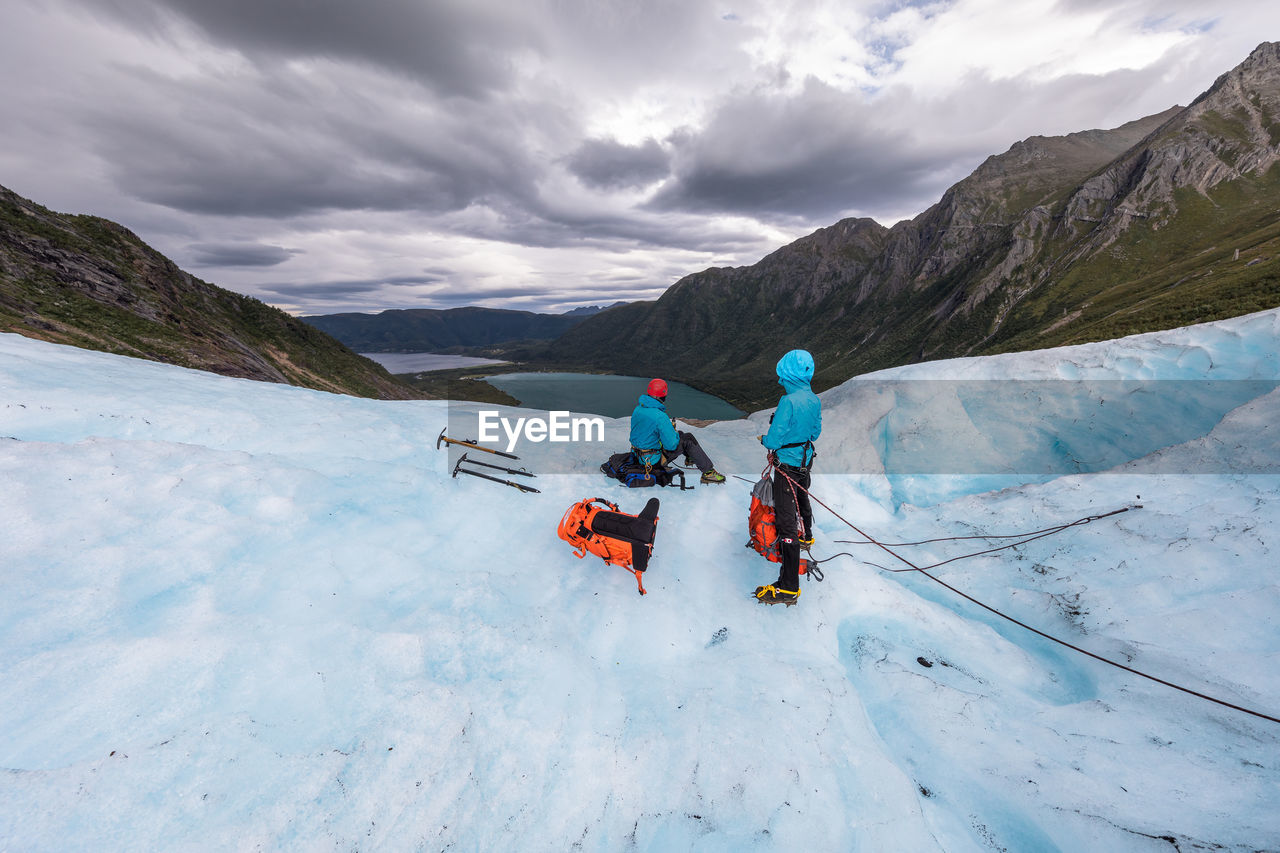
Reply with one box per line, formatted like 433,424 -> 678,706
992,162 -> 1280,353
0,185 -> 424,400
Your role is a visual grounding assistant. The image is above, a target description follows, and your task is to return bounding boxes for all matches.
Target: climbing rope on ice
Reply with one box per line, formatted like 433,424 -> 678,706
748,469 -> 1280,726
850,507 -> 1138,574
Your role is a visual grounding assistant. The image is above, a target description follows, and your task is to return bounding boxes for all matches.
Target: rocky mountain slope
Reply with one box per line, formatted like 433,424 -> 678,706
548,43 -> 1280,408
0,186 -> 420,399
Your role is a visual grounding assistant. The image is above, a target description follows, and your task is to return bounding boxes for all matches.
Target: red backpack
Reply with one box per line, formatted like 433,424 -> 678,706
558,497 -> 660,595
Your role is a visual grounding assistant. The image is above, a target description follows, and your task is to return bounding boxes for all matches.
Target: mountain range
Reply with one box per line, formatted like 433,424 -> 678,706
303,303 -> 626,353
545,42 -> 1280,408
0,186 -> 419,400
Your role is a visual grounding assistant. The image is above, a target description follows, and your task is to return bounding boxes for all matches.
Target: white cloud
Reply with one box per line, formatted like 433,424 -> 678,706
737,0 -> 879,92
877,0 -> 1195,92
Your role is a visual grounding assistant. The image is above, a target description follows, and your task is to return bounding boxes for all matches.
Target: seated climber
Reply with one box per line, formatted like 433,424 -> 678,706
629,378 -> 725,485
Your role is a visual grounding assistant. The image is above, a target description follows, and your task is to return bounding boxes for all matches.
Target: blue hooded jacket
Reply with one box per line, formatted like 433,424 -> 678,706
629,394 -> 679,466
762,349 -> 821,467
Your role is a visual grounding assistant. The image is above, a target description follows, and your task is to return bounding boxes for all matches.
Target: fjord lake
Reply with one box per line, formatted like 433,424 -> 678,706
360,353 -> 744,419
486,373 -> 744,420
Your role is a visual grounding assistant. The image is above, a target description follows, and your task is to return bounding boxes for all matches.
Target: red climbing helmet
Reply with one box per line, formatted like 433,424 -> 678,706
646,378 -> 668,399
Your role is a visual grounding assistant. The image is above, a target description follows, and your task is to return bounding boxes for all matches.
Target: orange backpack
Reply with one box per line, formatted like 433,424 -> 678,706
748,490 -> 781,563
558,497 -> 660,595
746,472 -> 809,575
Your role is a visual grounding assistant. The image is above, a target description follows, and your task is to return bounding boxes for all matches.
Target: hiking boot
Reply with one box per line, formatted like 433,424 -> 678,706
754,584 -> 800,605
700,469 -> 726,484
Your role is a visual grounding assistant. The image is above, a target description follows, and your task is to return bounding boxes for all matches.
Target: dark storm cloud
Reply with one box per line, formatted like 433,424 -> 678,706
69,0 -> 536,98
79,63 -> 545,218
80,64 -> 740,254
256,274 -> 446,301
543,284 -> 667,307
260,273 -> 666,312
566,138 -> 670,189
56,1 -> 750,247
454,193 -> 767,256
426,286 -> 566,307
189,242 -> 295,267
650,59 -> 1188,223
650,80 -> 948,220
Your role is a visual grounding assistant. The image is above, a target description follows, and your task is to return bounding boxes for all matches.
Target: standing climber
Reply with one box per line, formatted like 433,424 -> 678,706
755,350 -> 822,605
630,378 -> 727,485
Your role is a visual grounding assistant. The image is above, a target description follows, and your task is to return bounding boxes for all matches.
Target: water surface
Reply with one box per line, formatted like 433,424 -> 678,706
486,372 -> 744,419
360,352 -> 508,372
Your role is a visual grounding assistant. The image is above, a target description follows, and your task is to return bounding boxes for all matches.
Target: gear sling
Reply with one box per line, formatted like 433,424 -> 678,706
558,497 -> 660,594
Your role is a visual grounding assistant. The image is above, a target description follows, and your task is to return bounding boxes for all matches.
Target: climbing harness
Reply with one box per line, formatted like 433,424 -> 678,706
770,439 -> 817,468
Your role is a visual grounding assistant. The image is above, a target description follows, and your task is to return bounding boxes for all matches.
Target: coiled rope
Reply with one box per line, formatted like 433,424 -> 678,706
743,469 -> 1280,726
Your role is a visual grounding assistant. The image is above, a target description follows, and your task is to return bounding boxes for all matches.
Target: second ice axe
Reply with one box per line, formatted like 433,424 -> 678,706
436,427 -> 520,460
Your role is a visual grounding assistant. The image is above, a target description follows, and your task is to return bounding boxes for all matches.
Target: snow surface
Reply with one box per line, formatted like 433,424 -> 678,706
2,310 -> 1279,852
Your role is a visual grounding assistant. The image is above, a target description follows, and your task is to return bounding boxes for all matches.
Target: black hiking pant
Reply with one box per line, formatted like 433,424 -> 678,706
773,465 -> 812,591
665,431 -> 715,473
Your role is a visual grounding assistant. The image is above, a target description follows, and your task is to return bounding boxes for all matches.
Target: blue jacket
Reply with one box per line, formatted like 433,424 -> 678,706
762,350 -> 821,467
630,394 -> 679,466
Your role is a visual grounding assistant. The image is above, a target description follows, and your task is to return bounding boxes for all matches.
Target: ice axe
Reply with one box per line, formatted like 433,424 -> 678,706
436,427 -> 520,460
452,454 -> 540,494
455,452 -> 536,479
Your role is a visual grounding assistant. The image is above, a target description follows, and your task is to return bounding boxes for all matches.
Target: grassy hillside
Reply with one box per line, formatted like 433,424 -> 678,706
992,164 -> 1280,352
0,186 -> 422,400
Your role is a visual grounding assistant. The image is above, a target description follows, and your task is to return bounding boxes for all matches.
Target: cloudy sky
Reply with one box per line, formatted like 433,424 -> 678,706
2,1 -> 1276,316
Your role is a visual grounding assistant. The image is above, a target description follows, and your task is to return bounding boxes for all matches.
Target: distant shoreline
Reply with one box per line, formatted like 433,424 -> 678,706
359,352 -> 510,373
